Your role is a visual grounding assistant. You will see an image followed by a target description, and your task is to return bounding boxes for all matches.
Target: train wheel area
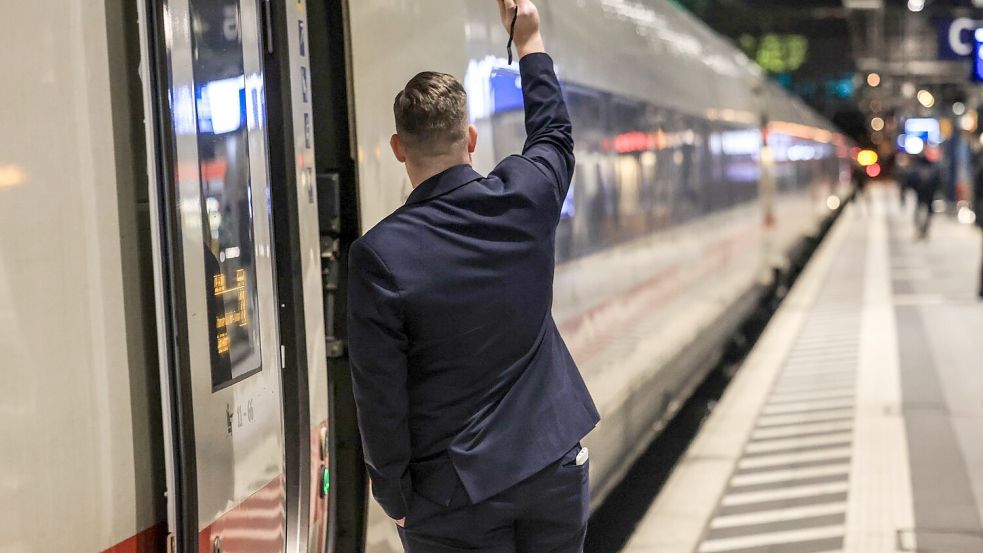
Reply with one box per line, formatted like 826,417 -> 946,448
601,183 -> 983,553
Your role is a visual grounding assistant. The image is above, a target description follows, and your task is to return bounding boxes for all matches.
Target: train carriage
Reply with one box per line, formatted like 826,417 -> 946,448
0,1 -> 850,552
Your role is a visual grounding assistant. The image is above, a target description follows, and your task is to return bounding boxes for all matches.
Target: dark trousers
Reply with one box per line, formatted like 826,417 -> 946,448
397,444 -> 590,553
915,199 -> 933,238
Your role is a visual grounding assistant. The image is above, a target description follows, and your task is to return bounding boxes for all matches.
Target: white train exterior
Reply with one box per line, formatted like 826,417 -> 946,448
0,1 -> 850,552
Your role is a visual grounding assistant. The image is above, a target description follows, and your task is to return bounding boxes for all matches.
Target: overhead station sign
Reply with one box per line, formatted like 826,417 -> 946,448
938,17 -> 983,60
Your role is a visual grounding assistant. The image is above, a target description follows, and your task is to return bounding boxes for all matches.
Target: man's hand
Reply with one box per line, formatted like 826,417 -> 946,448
497,0 -> 546,58
394,517 -> 406,528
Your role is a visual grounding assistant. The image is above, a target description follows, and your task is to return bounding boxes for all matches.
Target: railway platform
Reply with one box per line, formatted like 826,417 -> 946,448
621,184 -> 983,553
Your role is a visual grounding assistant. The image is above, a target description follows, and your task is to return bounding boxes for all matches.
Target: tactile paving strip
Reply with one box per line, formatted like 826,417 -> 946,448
694,236 -> 866,553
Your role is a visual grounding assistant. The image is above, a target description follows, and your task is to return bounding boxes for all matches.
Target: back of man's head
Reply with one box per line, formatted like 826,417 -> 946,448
394,72 -> 469,159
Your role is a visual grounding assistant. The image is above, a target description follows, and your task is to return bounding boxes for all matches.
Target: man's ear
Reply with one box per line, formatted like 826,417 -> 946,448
390,134 -> 407,163
467,124 -> 479,154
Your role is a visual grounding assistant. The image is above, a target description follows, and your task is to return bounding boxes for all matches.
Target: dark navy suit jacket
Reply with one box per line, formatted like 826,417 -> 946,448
347,53 -> 600,520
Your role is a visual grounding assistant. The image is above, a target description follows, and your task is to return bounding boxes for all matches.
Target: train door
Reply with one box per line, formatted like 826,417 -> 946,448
140,0 -> 328,550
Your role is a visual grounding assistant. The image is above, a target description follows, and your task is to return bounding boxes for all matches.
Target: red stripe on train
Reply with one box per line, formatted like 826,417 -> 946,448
102,522 -> 167,553
198,476 -> 287,553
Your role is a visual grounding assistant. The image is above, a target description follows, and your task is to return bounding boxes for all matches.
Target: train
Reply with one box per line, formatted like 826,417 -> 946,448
0,0 -> 851,552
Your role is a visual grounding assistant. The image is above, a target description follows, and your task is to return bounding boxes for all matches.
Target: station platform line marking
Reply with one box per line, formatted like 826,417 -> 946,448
771,381 -> 856,395
698,525 -> 846,553
744,432 -> 853,454
752,420 -> 854,440
785,359 -> 858,369
786,352 -> 859,364
761,398 -> 854,416
731,463 -> 851,487
757,409 -> 854,428
771,380 -> 857,396
721,481 -> 850,507
776,370 -> 856,384
781,365 -> 857,375
787,345 -> 859,355
767,388 -> 856,404
738,447 -> 852,470
710,502 -> 847,529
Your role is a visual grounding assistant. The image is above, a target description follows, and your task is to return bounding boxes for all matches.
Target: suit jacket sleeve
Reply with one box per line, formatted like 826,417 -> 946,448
519,52 -> 576,206
347,240 -> 411,520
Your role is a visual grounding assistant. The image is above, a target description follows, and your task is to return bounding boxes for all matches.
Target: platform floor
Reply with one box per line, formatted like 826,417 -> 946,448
622,185 -> 983,553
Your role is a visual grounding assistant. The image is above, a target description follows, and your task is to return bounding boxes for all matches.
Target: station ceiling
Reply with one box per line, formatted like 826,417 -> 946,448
678,0 -> 983,144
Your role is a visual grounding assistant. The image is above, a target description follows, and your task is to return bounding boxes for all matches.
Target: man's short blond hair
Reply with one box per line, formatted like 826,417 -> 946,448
394,72 -> 469,157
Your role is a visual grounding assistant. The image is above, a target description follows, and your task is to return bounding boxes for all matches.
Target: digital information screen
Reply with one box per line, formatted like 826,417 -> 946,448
190,0 -> 264,391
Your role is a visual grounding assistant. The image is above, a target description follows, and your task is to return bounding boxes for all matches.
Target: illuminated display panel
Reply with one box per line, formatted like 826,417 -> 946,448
190,0 -> 263,391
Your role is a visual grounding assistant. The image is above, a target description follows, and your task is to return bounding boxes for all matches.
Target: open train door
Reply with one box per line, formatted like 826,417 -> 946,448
139,0 -> 332,551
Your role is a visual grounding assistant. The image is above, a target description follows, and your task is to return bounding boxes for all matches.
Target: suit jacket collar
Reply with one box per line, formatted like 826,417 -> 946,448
405,164 -> 483,206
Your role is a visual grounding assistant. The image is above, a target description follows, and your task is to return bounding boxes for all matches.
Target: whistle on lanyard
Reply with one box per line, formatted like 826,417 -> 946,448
507,7 -> 519,65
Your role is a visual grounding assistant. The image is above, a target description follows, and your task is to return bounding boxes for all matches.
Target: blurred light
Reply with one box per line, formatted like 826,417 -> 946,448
871,117 -> 885,131
979,133 -> 983,147
198,77 -> 246,134
826,195 -> 842,210
958,206 -> 977,225
961,111 -> 978,132
905,118 -> 941,144
953,102 -> 967,115
857,149 -> 879,166
917,89 -> 935,108
932,199 -> 947,213
721,129 -> 763,155
464,55 -> 516,121
787,144 -> 818,161
898,134 -> 908,148
867,72 -> 881,87
905,135 -> 926,154
870,99 -> 882,112
902,82 -> 916,98
908,0 -> 925,11
0,164 -> 25,188
866,163 -> 882,178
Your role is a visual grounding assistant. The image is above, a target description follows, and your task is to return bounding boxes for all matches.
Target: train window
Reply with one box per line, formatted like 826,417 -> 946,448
189,0 -> 264,391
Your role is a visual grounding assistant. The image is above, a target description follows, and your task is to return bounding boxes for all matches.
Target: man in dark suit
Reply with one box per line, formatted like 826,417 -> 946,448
346,1 -> 600,551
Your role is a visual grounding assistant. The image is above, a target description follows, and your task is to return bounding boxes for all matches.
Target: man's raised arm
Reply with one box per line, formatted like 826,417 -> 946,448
497,0 -> 575,202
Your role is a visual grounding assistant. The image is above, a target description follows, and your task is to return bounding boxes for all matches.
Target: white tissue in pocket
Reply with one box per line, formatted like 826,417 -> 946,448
575,447 -> 589,466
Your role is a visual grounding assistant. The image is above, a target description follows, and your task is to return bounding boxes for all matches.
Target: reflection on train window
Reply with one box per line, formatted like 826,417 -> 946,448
189,0 -> 263,391
466,61 -> 841,265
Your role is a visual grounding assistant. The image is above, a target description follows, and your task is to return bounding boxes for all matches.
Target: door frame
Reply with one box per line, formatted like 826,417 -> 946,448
140,0 -> 306,550
139,0 -> 199,548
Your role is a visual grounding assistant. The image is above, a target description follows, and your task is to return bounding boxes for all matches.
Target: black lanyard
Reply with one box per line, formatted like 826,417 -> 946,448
507,7 -> 519,65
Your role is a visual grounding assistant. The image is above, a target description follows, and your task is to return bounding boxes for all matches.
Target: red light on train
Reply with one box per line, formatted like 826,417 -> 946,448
865,163 -> 881,178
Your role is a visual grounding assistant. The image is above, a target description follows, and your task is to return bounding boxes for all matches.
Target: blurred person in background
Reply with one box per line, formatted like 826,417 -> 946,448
907,149 -> 943,240
975,158 -> 983,298
895,153 -> 912,207
851,159 -> 869,214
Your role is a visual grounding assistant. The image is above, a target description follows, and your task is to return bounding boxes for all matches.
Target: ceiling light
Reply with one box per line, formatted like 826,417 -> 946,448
908,0 -> 925,12
871,117 -> 885,131
906,135 -> 925,155
867,73 -> 881,87
917,89 -> 935,108
953,102 -> 967,115
857,149 -> 878,166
